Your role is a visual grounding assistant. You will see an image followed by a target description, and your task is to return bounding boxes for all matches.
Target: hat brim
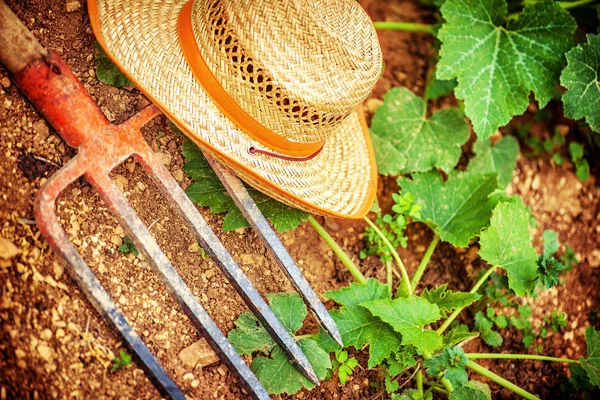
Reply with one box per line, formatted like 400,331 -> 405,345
88,0 -> 377,218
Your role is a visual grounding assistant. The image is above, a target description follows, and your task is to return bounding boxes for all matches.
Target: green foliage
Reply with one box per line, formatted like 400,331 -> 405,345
370,87 -> 469,175
330,350 -> 359,385
111,350 -> 132,372
479,202 -> 538,296
423,346 -> 468,389
543,310 -> 567,334
569,142 -> 590,181
94,43 -> 133,88
561,34 -> 600,133
228,293 -> 330,395
421,284 -> 481,318
324,279 -> 403,367
468,137 -> 519,189
118,236 -> 139,256
449,381 -> 492,400
444,324 -> 479,347
399,170 -> 498,248
424,75 -> 458,101
542,230 -> 560,256
474,311 -> 503,347
560,245 -> 579,272
437,0 -> 576,139
581,326 -> 600,387
182,140 -> 307,232
362,296 -> 443,354
536,254 -> 566,290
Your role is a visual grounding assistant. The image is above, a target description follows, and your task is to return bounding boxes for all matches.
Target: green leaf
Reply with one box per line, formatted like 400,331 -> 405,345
371,88 -> 469,175
182,140 -> 308,232
228,292 -> 306,356
252,339 -> 331,395
361,296 -> 443,354
542,230 -> 560,255
468,136 -> 519,189
479,202 -> 538,296
561,34 -> 600,133
421,284 -> 481,317
581,326 -> 600,387
388,347 -> 418,376
474,312 -> 503,347
325,279 -> 403,367
425,76 -> 458,101
423,346 -> 468,389
94,42 -> 133,88
444,324 -> 479,347
118,236 -> 139,256
449,381 -> 492,400
437,0 -> 576,138
399,170 -> 498,247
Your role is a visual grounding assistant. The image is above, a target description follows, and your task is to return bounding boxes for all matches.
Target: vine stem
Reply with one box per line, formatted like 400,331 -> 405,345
437,267 -> 496,334
363,217 -> 412,296
308,216 -> 367,284
416,370 -> 423,394
410,234 -> 440,291
467,353 -> 580,364
373,21 -> 434,34
466,360 -> 539,400
385,261 -> 393,293
557,0 -> 598,9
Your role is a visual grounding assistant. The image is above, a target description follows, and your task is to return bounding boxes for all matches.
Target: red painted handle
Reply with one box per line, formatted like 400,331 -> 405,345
14,51 -> 110,148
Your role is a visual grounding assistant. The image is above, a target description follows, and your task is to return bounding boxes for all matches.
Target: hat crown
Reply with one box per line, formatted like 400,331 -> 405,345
191,0 -> 382,145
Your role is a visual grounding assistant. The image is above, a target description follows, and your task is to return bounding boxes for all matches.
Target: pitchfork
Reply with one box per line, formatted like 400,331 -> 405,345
0,2 -> 342,399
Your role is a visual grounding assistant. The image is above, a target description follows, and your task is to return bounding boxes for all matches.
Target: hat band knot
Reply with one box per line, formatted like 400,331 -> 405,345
177,0 -> 325,158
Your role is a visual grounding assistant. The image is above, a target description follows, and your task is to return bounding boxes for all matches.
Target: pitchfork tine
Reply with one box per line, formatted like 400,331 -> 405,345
134,147 -> 320,386
206,155 -> 344,347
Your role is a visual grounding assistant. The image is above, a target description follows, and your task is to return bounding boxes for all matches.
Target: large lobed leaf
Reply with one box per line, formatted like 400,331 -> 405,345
468,136 -> 519,189
371,88 -> 469,175
581,326 -> 600,387
361,296 -> 443,354
324,279 -> 403,368
421,284 -> 481,318
437,0 -> 576,139
399,170 -> 498,247
479,201 -> 538,296
182,140 -> 308,232
561,34 -> 600,133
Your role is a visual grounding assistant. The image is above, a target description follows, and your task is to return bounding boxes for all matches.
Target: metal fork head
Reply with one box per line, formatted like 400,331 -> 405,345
16,51 -> 321,399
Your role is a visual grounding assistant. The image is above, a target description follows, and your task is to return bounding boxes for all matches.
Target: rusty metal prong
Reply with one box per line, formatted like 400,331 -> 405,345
34,166 -> 186,400
134,152 -> 319,386
89,173 -> 270,400
205,155 -> 344,348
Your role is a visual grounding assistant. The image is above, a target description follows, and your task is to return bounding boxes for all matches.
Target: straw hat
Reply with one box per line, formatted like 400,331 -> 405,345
88,0 -> 382,218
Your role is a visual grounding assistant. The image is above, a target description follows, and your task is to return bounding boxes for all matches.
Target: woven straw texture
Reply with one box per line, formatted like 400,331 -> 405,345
92,0 -> 379,217
191,0 -> 382,143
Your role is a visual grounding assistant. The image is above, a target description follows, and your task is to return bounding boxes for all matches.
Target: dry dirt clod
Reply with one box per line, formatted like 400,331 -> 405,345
36,344 -> 53,362
587,249 -> 600,268
65,1 -> 81,13
0,237 -> 19,259
177,339 -> 219,369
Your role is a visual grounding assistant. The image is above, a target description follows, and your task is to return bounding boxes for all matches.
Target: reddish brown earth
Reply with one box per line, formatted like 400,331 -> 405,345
1,1 -> 599,399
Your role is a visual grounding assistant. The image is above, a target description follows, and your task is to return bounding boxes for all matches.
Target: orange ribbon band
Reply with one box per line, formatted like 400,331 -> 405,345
177,1 -> 325,158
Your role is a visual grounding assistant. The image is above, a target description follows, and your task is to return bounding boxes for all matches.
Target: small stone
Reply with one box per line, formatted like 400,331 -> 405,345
33,119 -> 50,140
55,328 -> 65,339
15,349 -> 26,359
217,365 -> 227,376
172,169 -> 184,182
53,262 -> 64,280
111,235 -> 123,246
125,161 -> 136,174
0,77 -> 10,88
0,237 -> 19,259
37,344 -> 53,362
66,1 -> 81,13
183,373 -> 194,381
41,329 -> 53,341
178,339 -> 219,369
191,380 -> 200,388
365,98 -> 383,114
155,152 -> 172,166
588,249 -> 600,268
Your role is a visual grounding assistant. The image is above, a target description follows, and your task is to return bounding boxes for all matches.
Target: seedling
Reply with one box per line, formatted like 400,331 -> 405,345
330,350 -> 359,385
118,236 -> 139,256
111,350 -> 133,372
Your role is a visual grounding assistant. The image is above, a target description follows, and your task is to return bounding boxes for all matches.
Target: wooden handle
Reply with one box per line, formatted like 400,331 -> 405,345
0,0 -> 47,74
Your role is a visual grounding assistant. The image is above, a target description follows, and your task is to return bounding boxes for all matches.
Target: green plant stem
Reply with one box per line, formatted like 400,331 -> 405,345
467,353 -> 580,364
308,216 -> 367,284
440,377 -> 454,393
416,370 -> 424,394
466,360 -> 540,400
410,234 -> 440,291
294,333 -> 317,341
437,267 -> 496,334
363,217 -> 412,296
385,261 -> 393,293
373,21 -> 434,34
557,0 -> 598,9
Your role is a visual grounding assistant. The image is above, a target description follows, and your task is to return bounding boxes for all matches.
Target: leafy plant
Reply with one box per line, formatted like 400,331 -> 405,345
111,350 -> 133,372
94,42 -> 133,88
118,236 -> 139,256
569,142 -> 590,181
330,350 -> 359,384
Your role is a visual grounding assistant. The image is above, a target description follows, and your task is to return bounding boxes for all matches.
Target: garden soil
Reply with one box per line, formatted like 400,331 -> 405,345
1,0 -> 599,399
